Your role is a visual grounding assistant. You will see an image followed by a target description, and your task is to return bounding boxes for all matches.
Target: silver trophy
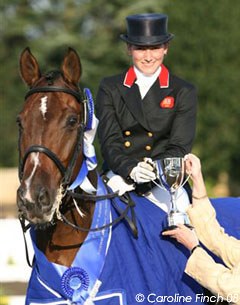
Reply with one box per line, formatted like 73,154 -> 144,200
157,157 -> 192,231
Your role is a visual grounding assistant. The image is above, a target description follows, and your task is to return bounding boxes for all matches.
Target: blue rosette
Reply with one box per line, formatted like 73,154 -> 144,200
61,267 -> 90,300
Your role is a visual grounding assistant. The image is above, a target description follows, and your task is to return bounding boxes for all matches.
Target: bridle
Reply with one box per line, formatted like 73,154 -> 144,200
18,85 -> 85,186
18,80 -> 138,239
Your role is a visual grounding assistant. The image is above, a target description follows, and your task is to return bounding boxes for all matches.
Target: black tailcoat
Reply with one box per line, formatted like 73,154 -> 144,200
96,65 -> 197,179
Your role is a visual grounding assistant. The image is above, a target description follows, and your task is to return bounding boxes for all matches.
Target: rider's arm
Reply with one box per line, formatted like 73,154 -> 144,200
96,79 -> 139,179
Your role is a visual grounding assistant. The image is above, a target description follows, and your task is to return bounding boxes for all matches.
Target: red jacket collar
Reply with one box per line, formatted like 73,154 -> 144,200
123,65 -> 169,88
123,66 -> 136,88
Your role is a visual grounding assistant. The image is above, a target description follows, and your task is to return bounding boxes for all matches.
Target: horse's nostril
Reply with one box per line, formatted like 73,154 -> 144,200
38,188 -> 50,206
17,194 -> 35,211
17,186 -> 25,201
26,201 -> 35,211
17,187 -> 28,210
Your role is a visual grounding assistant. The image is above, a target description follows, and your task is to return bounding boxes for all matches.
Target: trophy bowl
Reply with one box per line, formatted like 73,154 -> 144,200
157,157 -> 192,231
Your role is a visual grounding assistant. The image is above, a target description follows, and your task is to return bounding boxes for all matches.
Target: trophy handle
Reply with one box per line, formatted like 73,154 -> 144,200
181,173 -> 191,188
171,173 -> 191,207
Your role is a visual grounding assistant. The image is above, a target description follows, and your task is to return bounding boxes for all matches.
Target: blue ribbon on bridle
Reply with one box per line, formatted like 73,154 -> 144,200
68,88 -> 98,191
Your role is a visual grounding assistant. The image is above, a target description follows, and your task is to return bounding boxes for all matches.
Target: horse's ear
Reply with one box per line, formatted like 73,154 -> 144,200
19,47 -> 41,87
61,47 -> 82,85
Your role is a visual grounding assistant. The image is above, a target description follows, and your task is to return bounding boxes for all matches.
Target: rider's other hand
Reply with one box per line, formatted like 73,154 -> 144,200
130,160 -> 157,184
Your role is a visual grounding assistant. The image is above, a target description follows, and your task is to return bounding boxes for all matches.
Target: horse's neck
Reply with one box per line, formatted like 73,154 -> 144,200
36,170 -> 98,267
46,205 -> 94,267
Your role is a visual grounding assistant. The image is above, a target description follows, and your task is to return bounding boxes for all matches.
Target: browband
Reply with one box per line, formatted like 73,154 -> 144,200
25,86 -> 83,103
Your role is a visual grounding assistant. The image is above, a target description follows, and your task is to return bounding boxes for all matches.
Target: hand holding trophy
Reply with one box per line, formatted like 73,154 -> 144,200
155,157 -> 192,232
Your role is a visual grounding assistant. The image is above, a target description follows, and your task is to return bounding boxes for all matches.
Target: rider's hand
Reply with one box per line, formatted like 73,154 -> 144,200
130,160 -> 157,184
107,174 -> 135,196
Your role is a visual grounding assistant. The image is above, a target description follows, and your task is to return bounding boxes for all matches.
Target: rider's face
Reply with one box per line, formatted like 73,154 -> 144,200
128,44 -> 169,76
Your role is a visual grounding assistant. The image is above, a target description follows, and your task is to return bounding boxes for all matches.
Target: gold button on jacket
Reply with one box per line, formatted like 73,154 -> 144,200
124,141 -> 131,148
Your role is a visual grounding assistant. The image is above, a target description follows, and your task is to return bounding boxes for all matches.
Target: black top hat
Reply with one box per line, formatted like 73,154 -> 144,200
120,13 -> 174,46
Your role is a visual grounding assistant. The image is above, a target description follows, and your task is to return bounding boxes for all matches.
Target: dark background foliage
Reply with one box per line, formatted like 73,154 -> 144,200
1,0 -> 239,195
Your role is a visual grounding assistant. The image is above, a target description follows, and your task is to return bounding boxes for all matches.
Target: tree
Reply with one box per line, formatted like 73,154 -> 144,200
1,0 -> 239,194
164,0 -> 240,194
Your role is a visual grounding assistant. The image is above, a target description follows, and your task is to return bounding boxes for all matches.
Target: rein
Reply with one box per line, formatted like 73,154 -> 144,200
59,189 -> 137,235
19,187 -> 137,234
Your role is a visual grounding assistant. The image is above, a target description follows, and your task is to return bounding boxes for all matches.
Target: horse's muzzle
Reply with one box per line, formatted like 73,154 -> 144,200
17,185 -> 55,224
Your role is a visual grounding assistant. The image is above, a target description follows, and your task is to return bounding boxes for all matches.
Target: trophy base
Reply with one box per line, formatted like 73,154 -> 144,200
162,225 -> 178,232
161,211 -> 194,233
161,223 -> 193,233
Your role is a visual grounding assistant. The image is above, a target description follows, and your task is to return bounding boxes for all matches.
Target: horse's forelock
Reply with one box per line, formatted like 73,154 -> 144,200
44,70 -> 62,85
42,70 -> 80,92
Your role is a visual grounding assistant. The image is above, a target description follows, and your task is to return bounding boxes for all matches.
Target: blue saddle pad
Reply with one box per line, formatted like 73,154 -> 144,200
25,194 -> 240,305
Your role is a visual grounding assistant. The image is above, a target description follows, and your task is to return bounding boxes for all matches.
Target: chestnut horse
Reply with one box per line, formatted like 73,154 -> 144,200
17,47 -> 100,267
18,48 -> 238,305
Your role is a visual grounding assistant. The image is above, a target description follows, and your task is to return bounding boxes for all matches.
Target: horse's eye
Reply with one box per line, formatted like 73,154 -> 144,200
67,115 -> 78,128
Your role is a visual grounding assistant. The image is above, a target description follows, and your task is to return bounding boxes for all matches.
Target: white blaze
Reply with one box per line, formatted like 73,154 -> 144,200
24,153 -> 40,202
40,96 -> 48,119
24,97 -> 47,202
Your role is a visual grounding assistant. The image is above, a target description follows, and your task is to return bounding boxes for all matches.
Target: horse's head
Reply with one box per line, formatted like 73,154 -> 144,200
17,47 -> 85,225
